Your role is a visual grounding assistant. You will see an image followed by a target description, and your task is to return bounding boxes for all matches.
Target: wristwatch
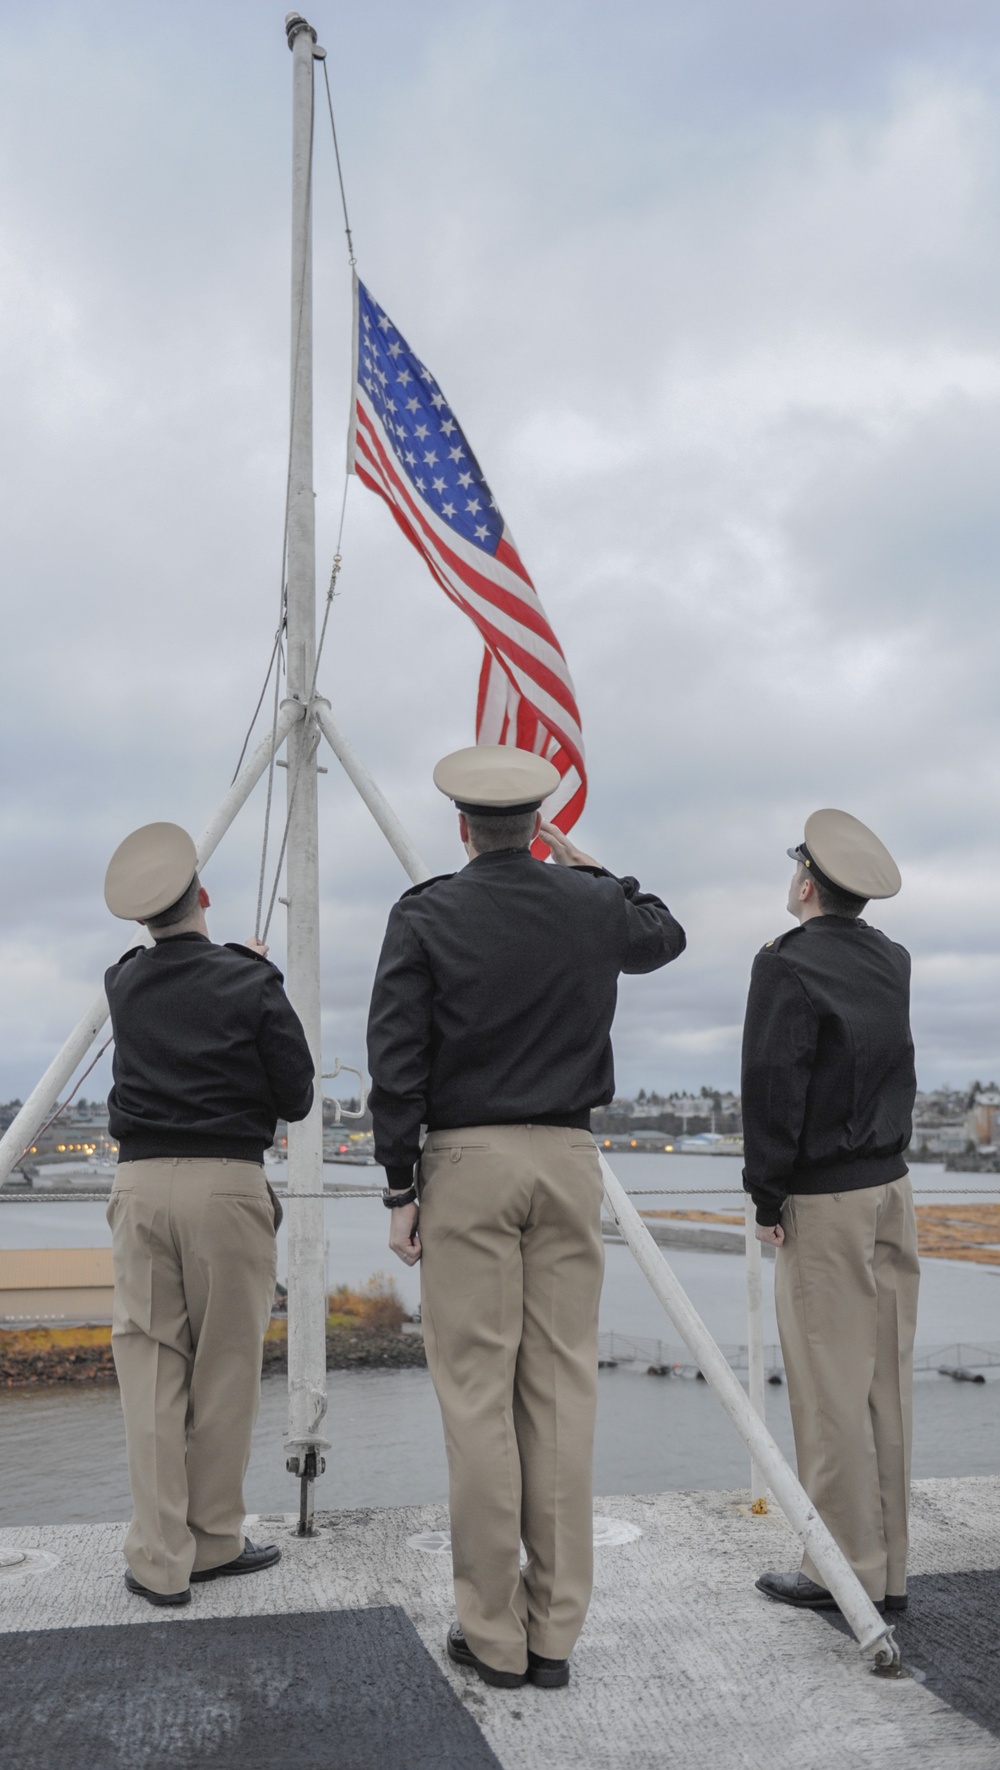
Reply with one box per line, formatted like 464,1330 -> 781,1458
382,1185 -> 418,1209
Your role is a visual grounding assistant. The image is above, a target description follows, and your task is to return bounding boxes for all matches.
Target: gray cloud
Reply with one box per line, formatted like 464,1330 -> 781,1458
1,0 -> 999,1104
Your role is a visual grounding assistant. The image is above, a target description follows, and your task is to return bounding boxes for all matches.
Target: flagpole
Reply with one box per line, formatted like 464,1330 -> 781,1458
283,10 -> 328,1530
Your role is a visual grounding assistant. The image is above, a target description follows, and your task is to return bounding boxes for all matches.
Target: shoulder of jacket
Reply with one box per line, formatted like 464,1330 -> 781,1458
398,872 -> 456,902
757,926 -> 803,956
221,942 -> 285,982
110,944 -> 145,968
221,941 -> 267,964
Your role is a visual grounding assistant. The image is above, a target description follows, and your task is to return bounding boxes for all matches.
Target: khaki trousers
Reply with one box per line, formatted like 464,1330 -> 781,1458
419,1124 -> 605,1674
775,1177 -> 920,1601
107,1158 -> 277,1595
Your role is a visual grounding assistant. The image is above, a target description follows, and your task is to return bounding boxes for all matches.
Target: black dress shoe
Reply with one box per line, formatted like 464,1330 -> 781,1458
124,1569 -> 191,1606
756,1570 -> 838,1609
883,1593 -> 908,1612
446,1623 -> 527,1689
528,1650 -> 570,1689
190,1538 -> 281,1582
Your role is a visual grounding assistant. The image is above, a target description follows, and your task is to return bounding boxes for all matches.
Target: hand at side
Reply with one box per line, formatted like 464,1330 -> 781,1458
389,1201 -> 422,1265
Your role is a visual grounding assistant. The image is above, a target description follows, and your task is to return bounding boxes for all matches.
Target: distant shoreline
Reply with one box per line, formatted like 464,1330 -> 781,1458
0,1321 -> 426,1392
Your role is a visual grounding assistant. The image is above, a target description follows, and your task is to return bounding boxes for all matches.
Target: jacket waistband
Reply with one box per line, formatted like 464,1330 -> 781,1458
788,1151 -> 909,1194
115,1131 -> 268,1165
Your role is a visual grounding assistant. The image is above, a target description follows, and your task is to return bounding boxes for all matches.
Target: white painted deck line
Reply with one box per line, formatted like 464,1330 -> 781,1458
2,1478 -> 998,1770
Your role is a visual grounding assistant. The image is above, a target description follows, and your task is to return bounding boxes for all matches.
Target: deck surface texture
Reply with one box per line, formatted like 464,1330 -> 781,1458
1,1477 -> 998,1770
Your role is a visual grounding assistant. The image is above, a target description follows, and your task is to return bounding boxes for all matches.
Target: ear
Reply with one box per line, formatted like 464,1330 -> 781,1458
799,873 -> 816,901
457,812 -> 469,844
532,811 -> 543,843
198,886 -> 211,910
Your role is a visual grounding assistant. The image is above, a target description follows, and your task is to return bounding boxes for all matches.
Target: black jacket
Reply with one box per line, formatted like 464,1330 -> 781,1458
367,848 -> 686,1183
105,933 -> 314,1164
741,916 -> 916,1226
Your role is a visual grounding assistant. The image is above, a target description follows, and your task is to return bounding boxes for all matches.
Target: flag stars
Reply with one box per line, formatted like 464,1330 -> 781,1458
357,285 -> 506,552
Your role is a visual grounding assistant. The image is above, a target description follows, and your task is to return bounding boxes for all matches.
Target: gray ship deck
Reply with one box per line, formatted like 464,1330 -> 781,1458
2,1477 -> 998,1769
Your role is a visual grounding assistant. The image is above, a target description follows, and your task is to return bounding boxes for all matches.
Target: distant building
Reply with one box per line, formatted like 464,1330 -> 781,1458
966,1093 -> 1000,1149
0,1248 -> 114,1323
18,1102 -> 117,1165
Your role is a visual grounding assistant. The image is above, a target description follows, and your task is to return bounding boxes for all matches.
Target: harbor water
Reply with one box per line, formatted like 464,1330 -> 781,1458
1,1154 -> 997,1527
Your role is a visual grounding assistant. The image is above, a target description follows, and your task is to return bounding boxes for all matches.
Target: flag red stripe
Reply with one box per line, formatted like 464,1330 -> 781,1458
355,413 -> 584,749
352,348 -> 587,835
355,406 -> 571,666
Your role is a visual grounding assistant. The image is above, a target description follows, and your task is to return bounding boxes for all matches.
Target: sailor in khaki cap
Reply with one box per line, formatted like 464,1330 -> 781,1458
103,823 -> 314,1605
741,810 -> 918,1615
367,746 -> 686,1689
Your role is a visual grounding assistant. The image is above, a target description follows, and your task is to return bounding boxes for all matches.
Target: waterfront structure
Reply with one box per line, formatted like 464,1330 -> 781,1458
0,1248 -> 113,1324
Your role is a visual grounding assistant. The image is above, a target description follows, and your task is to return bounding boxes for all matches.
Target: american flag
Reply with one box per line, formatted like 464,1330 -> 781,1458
347,276 -> 586,842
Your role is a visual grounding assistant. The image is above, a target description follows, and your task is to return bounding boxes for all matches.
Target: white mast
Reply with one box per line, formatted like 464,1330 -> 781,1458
282,10 -> 328,1530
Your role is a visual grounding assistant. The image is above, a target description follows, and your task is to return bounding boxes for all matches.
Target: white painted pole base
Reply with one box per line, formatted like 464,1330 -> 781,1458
0,701 -> 304,1190
745,1196 -> 768,1508
601,1157 -> 899,1669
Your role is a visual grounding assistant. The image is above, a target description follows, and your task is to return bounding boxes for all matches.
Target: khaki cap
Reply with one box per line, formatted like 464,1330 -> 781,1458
104,822 -> 198,921
788,809 -> 901,900
433,745 -> 560,816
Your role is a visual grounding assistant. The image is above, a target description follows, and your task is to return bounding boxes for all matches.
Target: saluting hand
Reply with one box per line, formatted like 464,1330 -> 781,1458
244,937 -> 269,957
389,1201 -> 422,1266
539,823 -> 600,869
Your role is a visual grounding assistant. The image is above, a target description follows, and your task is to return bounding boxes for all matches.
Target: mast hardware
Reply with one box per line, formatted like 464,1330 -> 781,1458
322,1060 -> 368,1122
285,13 -> 315,49
285,12 -> 325,57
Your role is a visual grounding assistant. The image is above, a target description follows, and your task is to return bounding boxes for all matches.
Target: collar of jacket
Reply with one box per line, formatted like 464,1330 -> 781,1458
148,931 -> 211,949
464,848 -> 538,870
803,916 -> 870,931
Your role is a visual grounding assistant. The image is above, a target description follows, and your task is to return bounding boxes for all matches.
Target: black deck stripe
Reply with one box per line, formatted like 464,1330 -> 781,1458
819,1570 -> 1000,1739
0,1605 -> 505,1770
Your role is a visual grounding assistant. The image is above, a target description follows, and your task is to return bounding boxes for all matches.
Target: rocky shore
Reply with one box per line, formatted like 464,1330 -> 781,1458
0,1320 -> 426,1390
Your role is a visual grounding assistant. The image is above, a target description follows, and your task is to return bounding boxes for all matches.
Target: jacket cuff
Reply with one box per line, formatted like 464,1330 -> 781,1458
754,1202 -> 783,1228
383,1164 -> 416,1191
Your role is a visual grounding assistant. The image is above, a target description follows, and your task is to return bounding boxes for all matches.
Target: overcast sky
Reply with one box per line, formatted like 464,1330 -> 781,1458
2,0 -> 999,1106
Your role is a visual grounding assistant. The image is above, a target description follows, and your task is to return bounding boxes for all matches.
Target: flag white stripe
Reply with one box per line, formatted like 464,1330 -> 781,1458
355,407 -> 585,759
355,397 -> 581,708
